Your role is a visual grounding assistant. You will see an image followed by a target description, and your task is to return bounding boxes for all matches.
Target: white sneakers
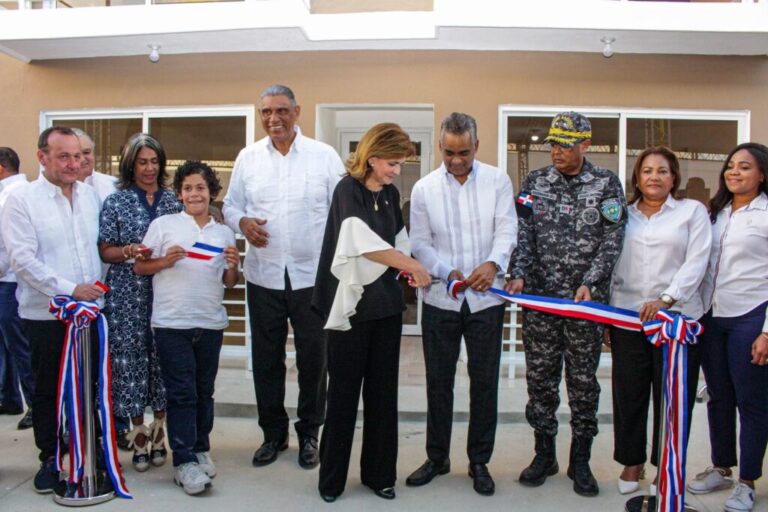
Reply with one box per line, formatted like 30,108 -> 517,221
686,467 -> 754,512
687,467 -> 735,494
724,483 -> 755,512
196,452 -> 217,479
174,462 -> 212,495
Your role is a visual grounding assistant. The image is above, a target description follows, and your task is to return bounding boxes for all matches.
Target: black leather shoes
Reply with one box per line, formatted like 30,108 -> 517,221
252,439 -> 288,467
468,463 -> 495,496
320,493 -> 337,503
372,487 -> 396,500
0,403 -> 23,415
406,459 -> 451,486
17,409 -> 33,430
298,436 -> 319,469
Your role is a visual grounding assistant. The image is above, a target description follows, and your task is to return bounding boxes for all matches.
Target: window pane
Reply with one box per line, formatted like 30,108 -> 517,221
148,116 -> 246,200
0,2 -> 19,9
506,115 -> 620,192
626,118 -> 737,205
56,118 -> 142,177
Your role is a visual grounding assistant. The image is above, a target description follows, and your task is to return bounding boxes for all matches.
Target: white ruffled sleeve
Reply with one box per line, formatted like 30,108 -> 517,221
325,217 -> 394,331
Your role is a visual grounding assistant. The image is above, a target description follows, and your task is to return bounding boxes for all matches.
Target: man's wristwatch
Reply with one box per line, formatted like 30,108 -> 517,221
659,293 -> 676,307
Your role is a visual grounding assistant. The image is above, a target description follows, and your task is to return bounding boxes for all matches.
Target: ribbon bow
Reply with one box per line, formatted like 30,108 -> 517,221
643,309 -> 703,347
50,295 -> 132,499
642,310 -> 702,512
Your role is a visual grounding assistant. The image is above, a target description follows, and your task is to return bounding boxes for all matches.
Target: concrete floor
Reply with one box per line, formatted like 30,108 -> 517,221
1,338 -> 766,511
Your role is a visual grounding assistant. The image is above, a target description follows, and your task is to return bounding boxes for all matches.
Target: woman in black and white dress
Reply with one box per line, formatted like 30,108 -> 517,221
312,123 -> 430,502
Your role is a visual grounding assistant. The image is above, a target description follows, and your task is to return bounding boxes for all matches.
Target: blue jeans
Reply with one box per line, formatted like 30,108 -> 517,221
154,328 -> 223,467
700,301 -> 768,481
0,282 -> 33,409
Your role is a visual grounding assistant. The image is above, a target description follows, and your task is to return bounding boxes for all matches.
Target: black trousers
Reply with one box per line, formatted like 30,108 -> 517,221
246,274 -> 327,441
24,320 -> 100,462
421,302 -> 505,464
318,314 -> 402,497
610,326 -> 700,466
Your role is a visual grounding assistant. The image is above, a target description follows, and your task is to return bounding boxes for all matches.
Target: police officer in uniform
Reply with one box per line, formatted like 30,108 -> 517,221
507,112 -> 626,497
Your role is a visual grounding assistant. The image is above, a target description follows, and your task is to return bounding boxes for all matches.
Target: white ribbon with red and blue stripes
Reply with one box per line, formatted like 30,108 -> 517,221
644,311 -> 702,512
445,279 -> 701,512
49,296 -> 132,499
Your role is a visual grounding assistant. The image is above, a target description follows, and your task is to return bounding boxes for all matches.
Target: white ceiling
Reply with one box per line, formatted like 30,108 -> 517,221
0,0 -> 766,62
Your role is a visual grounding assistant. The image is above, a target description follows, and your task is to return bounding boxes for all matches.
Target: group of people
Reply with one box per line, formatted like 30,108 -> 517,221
0,84 -> 765,512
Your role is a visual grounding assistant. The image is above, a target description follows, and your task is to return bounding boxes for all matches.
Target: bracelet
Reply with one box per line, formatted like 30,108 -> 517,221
121,244 -> 132,260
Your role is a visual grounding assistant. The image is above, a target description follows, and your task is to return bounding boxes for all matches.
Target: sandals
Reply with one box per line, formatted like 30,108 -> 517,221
149,417 -> 168,467
125,424 -> 151,472
124,417 -> 168,471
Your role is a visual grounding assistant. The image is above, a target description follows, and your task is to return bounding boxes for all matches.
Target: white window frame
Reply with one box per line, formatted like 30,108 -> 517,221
41,104 -> 256,362
497,105 -> 750,375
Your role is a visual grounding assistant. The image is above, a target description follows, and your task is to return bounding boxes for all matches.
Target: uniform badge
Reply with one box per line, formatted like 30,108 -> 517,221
517,192 -> 533,208
581,208 -> 600,225
535,177 -> 551,191
600,197 -> 623,223
559,204 -> 573,215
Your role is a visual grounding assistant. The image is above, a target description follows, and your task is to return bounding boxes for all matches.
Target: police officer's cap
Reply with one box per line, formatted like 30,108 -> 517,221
543,111 -> 592,148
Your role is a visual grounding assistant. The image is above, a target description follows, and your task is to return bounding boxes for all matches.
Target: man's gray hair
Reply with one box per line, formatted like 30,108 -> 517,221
71,128 -> 94,146
260,84 -> 297,107
440,112 -> 478,145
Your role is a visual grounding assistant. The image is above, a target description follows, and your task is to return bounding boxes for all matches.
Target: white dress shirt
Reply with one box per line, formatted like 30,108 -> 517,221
142,212 -> 236,330
1,177 -> 103,320
0,173 -> 29,282
702,192 -> 768,318
611,196 -> 711,319
410,160 -> 518,313
84,171 -> 118,204
223,127 -> 344,290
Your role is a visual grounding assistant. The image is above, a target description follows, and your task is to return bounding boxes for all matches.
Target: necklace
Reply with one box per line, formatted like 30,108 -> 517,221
372,190 -> 382,211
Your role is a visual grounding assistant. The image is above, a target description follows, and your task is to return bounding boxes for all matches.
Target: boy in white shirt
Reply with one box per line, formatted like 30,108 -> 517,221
135,161 -> 239,495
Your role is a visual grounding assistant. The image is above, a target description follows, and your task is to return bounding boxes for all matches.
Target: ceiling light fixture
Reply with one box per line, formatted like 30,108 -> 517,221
530,134 -> 540,142
601,37 -> 615,59
148,44 -> 161,63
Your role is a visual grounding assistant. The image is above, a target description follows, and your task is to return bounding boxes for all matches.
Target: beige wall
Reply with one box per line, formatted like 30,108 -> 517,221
1,50 -> 767,178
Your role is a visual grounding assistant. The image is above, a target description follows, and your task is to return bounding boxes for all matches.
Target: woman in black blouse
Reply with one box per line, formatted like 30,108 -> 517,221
312,123 -> 430,502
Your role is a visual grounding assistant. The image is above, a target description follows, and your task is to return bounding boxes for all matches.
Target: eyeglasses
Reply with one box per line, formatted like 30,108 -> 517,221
259,107 -> 294,118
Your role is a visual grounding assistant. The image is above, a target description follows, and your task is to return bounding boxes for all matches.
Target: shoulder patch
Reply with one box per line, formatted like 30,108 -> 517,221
600,197 -> 623,223
516,192 -> 533,208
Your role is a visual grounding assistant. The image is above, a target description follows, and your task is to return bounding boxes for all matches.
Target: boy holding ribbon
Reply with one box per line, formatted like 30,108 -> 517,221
134,161 -> 239,495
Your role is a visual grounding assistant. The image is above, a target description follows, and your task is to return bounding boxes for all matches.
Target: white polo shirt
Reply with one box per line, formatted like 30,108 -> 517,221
702,193 -> 768,318
142,211 -> 236,330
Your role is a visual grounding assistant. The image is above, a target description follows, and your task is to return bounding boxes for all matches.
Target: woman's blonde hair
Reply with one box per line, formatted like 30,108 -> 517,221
347,123 -> 415,181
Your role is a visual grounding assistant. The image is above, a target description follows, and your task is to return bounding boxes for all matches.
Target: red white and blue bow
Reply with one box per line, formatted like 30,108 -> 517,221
644,310 -> 702,512
49,295 -> 132,499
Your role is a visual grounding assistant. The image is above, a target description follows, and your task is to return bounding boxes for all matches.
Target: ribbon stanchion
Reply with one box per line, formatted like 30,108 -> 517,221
49,294 -> 131,506
440,279 -> 701,512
